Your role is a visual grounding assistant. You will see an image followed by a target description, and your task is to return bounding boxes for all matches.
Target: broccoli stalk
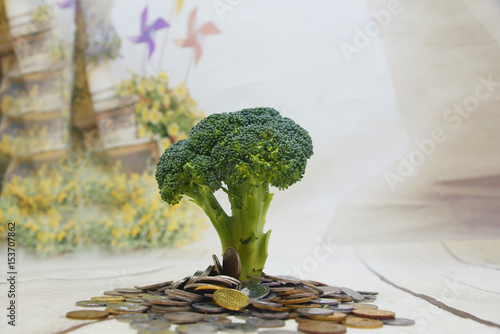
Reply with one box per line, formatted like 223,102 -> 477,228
155,107 -> 313,279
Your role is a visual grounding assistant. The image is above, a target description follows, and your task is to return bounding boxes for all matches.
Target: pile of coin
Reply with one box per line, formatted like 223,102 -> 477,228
66,247 -> 415,333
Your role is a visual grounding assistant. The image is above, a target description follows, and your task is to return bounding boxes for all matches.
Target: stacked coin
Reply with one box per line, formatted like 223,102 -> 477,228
66,247 -> 415,332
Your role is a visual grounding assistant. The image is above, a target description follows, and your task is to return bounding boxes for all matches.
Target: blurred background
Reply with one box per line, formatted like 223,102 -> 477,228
0,0 -> 499,261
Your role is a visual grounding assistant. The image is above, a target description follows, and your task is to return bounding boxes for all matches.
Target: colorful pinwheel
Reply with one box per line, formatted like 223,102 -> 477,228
56,0 -> 76,9
174,7 -> 220,66
129,6 -> 170,59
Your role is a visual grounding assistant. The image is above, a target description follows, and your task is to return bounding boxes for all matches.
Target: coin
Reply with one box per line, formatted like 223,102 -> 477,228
246,317 -> 286,328
135,281 -> 173,291
116,313 -> 156,322
113,303 -> 148,313
382,317 -> 415,326
66,310 -> 109,320
163,312 -> 204,324
130,319 -> 171,330
259,331 -> 300,334
241,284 -> 270,300
352,309 -> 395,319
138,330 -> 175,334
350,303 -> 378,310
343,316 -> 383,329
310,298 -> 339,306
213,288 -> 249,311
176,323 -> 219,333
103,290 -> 124,296
151,305 -> 192,313
307,312 -> 347,322
297,322 -> 347,334
115,288 -> 143,294
297,308 -> 334,317
212,254 -> 223,275
144,295 -> 190,306
252,311 -> 289,320
251,300 -> 288,312
192,302 -> 226,314
91,295 -> 126,302
222,247 -> 241,280
281,296 -> 313,304
220,322 -> 258,333
75,300 -> 108,307
340,287 -> 364,302
328,305 -> 353,313
317,286 -> 341,295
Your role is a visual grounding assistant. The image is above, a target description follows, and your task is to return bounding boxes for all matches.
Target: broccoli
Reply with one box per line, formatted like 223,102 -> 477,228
155,107 -> 313,278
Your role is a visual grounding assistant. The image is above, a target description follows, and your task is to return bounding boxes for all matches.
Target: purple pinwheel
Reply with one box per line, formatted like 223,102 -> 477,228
129,6 -> 170,59
56,0 -> 76,9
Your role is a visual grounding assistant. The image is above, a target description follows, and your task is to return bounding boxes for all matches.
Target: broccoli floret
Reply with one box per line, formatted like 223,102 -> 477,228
156,107 -> 313,278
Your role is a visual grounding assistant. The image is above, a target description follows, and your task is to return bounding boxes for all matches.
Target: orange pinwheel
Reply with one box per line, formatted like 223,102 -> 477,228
174,7 -> 220,66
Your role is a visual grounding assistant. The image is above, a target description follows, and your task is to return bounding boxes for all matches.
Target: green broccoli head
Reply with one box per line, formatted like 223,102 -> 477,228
155,107 -> 313,278
156,107 -> 313,204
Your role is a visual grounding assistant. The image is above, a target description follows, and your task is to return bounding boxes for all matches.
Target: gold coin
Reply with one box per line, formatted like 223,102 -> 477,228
213,288 -> 249,311
194,284 -> 227,291
90,296 -> 125,303
66,310 -> 109,320
343,316 -> 384,329
308,312 -> 347,322
352,309 -> 395,319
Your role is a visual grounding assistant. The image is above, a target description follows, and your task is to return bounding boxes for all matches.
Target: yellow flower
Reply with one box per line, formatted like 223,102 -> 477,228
162,96 -> 171,109
141,108 -> 150,121
149,108 -> 160,124
159,72 -> 168,82
175,84 -> 186,97
167,123 -> 179,137
138,85 -> 146,97
137,124 -> 146,138
167,219 -> 178,232
157,85 -> 165,95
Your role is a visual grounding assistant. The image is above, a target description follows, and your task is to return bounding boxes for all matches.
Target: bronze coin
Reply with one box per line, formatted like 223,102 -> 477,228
115,288 -> 144,294
251,300 -> 288,312
66,310 -> 109,320
297,322 -> 347,334
222,247 -> 241,280
281,296 -> 313,305
352,309 -> 395,319
342,316 -> 383,329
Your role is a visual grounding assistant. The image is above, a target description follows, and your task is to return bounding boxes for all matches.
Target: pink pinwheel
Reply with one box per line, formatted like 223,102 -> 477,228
129,6 -> 170,59
174,7 -> 220,66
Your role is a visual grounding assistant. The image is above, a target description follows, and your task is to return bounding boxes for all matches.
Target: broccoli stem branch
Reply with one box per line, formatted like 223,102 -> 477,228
187,181 -> 274,279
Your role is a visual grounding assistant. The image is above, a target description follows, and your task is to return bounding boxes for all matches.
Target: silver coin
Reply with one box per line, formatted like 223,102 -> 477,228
130,319 -> 171,330
340,287 -> 364,302
163,312 -> 204,324
259,331 -> 300,334
310,298 -> 339,306
297,307 -> 334,316
246,317 -> 286,328
75,300 -> 107,307
114,303 -> 149,312
175,323 -> 219,333
220,322 -> 258,333
251,311 -> 289,320
241,284 -> 270,300
382,318 -> 415,326
116,313 -> 157,322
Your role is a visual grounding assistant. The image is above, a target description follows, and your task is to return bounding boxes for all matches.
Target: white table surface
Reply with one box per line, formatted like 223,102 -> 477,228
1,237 -> 499,334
